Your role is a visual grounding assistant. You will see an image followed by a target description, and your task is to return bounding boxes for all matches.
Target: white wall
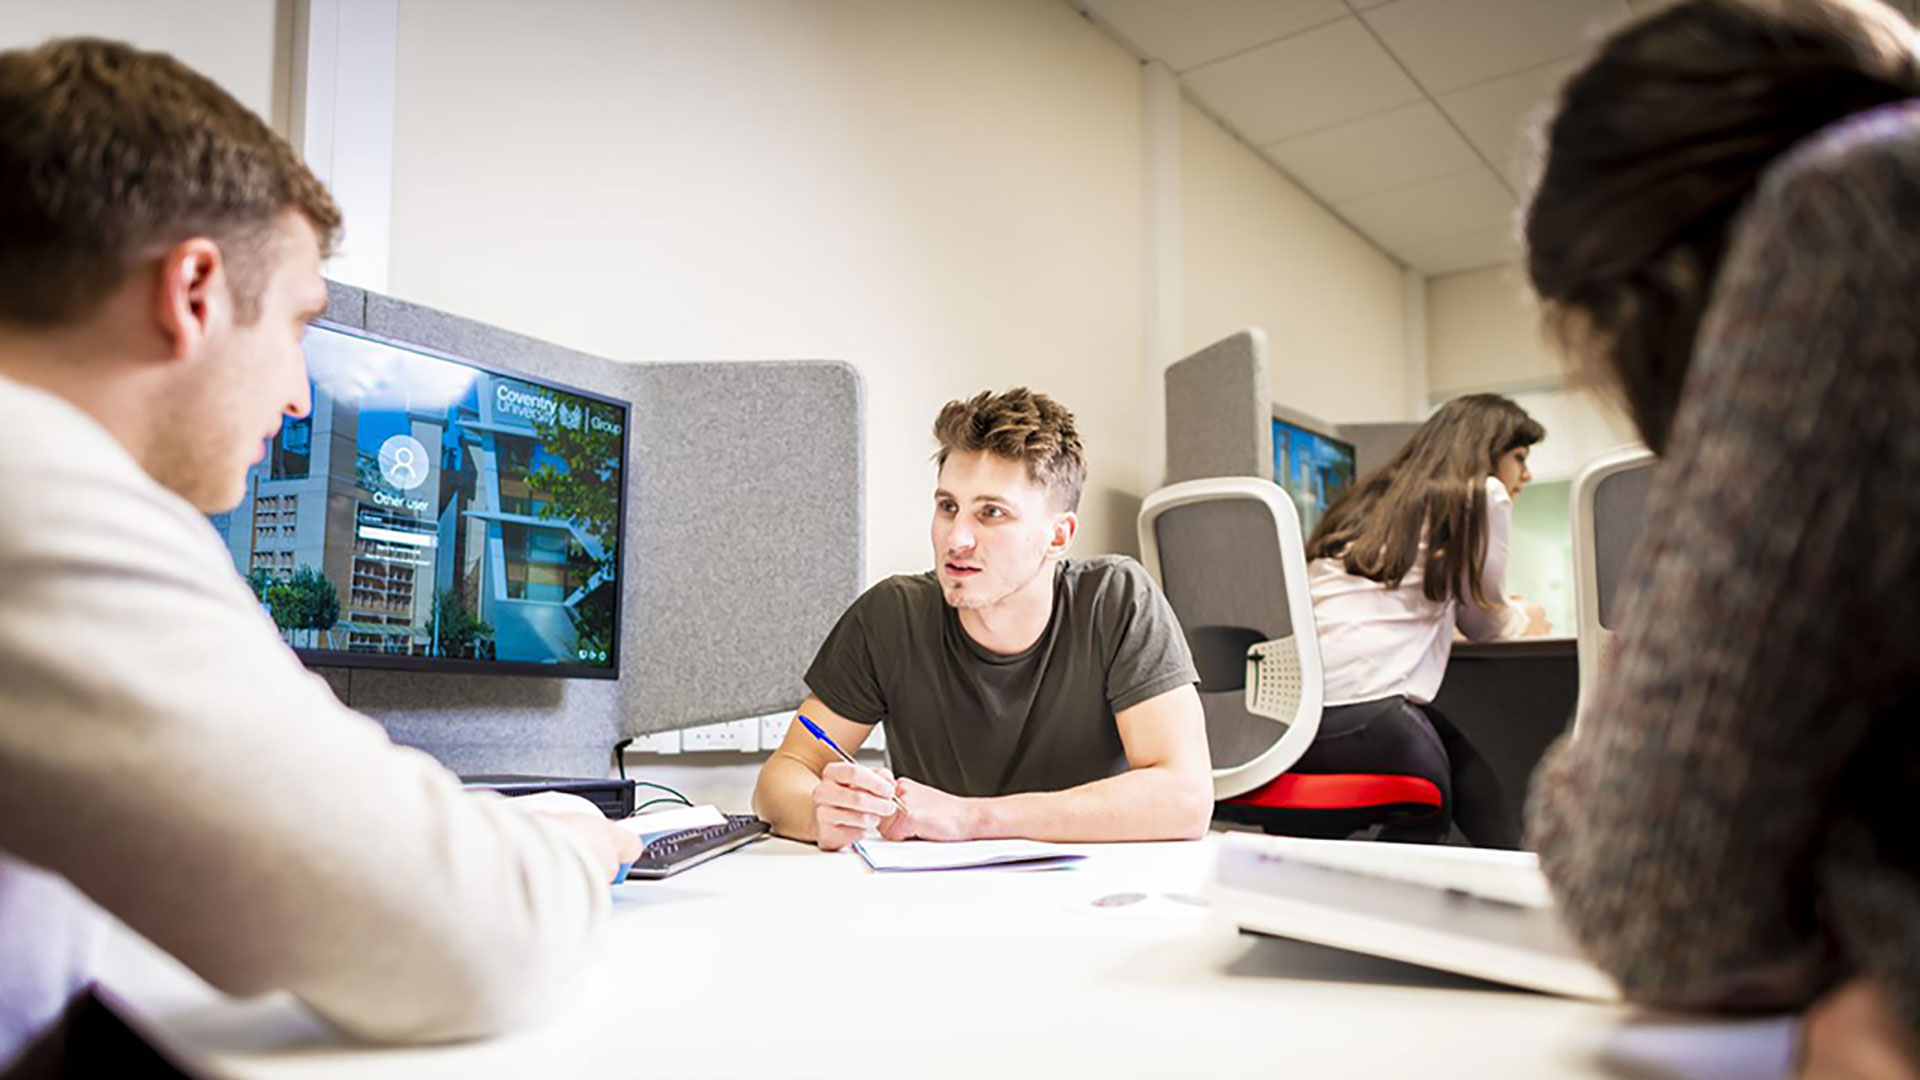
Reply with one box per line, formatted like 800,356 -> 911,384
1427,262 -> 1562,396
0,1 -> 283,128
1426,261 -> 1638,479
1504,385 -> 1639,482
7,1 -> 1421,582
386,0 -> 1147,581
1180,100 -> 1408,426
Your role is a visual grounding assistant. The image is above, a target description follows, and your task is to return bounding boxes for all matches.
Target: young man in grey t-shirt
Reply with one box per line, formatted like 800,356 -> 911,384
752,388 -> 1212,850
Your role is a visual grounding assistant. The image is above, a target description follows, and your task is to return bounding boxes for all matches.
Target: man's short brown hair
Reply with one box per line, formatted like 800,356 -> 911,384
932,387 -> 1087,512
0,37 -> 342,328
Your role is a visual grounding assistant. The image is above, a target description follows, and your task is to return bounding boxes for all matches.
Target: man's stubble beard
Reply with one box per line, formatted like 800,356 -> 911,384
942,548 -> 1051,611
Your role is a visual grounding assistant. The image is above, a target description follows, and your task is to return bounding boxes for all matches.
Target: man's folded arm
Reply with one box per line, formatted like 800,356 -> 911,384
970,683 -> 1213,842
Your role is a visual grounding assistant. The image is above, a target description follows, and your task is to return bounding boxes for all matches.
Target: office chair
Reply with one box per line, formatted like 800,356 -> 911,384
1138,477 -> 1444,838
1569,446 -> 1655,734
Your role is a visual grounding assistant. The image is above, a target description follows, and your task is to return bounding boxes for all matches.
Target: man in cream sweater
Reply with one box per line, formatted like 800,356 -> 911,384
0,38 -> 642,1068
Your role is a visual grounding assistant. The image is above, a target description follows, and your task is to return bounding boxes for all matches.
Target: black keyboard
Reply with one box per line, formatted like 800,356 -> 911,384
620,814 -> 770,880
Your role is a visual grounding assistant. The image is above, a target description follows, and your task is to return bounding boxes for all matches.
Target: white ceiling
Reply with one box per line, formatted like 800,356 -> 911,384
1076,0 -> 1920,276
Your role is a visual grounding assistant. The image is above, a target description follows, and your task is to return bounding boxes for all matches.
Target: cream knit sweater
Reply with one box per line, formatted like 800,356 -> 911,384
0,373 -> 609,1063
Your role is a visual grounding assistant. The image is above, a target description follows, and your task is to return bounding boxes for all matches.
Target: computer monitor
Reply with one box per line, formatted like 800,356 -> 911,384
209,323 -> 630,679
1271,414 -> 1356,537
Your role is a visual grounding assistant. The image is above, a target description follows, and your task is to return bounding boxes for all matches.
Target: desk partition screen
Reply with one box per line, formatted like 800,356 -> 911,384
1164,329 -> 1273,484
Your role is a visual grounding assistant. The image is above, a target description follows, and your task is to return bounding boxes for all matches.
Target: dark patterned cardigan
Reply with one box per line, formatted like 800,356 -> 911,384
1527,100 -> 1920,1036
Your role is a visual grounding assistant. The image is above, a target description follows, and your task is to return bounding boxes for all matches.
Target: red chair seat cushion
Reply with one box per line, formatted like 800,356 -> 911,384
1225,773 -> 1442,811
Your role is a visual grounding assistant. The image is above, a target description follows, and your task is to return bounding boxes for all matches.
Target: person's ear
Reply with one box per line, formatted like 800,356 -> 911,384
1047,510 -> 1078,559
152,238 -> 226,361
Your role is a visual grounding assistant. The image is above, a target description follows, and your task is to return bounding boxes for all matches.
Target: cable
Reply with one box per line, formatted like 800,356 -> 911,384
632,796 -> 694,815
632,781 -> 692,806
612,740 -> 692,809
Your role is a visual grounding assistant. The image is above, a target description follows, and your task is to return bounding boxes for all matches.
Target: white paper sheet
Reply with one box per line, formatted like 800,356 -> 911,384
618,804 -> 727,844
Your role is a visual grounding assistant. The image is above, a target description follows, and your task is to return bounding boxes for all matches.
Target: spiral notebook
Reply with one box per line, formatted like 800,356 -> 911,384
852,838 -> 1086,872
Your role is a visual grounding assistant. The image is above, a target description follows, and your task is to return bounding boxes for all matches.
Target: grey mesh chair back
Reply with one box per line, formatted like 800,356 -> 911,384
1138,478 -> 1323,799
1571,446 -> 1656,732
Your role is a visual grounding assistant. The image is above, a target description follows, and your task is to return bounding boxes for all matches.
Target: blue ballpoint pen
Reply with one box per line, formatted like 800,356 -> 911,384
797,714 -> 908,812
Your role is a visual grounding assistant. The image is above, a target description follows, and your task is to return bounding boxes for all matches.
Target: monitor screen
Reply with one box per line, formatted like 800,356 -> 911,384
209,323 -> 629,679
1272,415 -> 1356,538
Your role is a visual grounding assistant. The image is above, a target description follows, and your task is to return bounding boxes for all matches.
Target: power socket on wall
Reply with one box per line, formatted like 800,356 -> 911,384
760,714 -> 792,749
754,713 -> 887,753
678,718 -> 758,753
625,709 -> 887,757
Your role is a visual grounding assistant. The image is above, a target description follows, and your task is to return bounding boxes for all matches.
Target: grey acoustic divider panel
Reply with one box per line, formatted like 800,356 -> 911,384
322,278 -> 366,328
1338,421 -> 1420,478
1165,329 -> 1272,483
309,283 -> 864,776
618,360 -> 863,736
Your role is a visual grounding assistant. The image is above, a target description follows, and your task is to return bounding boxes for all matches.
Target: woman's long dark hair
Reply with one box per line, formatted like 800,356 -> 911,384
1525,0 -> 1920,454
1306,394 -> 1544,609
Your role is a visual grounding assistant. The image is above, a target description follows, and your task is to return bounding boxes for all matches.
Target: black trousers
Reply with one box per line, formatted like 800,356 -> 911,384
1,987 -> 197,1080
1291,695 -> 1520,848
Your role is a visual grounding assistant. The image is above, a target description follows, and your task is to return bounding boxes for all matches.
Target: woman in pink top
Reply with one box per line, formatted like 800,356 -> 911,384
1299,394 -> 1551,847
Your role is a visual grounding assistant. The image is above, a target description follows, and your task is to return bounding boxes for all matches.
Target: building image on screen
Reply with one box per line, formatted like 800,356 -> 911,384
208,324 -> 628,677
1272,416 -> 1356,537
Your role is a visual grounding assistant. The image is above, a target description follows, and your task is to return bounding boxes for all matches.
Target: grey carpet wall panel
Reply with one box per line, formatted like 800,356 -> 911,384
1338,421 -> 1420,478
346,668 -> 618,777
619,360 -> 863,737
322,280 -> 367,329
1164,329 -> 1272,483
296,283 -> 863,776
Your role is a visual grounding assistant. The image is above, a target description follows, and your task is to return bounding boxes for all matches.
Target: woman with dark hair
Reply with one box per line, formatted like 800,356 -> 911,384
1300,393 -> 1550,848
1521,0 -> 1920,1074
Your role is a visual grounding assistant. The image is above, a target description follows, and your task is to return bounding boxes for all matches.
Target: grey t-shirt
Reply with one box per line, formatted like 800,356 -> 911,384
804,555 -> 1198,797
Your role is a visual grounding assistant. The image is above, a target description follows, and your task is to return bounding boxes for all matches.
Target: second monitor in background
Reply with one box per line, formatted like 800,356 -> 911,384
1271,412 -> 1355,537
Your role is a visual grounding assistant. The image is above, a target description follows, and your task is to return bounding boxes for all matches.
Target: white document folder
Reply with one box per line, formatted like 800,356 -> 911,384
1208,833 -> 1620,1001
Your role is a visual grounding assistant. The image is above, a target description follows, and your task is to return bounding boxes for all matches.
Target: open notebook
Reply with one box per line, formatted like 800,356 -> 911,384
852,839 -> 1085,872
1208,833 -> 1620,1001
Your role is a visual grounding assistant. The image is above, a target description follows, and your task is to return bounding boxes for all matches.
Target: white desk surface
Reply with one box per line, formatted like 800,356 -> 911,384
105,834 -> 1797,1080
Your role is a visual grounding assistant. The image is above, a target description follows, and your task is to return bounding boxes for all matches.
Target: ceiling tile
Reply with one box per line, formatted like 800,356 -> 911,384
1263,102 -> 1483,203
1182,17 -> 1423,144
1335,167 -> 1516,251
1396,224 -> 1522,276
1437,58 -> 1577,191
1080,0 -> 1349,73
1361,0 -> 1632,94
